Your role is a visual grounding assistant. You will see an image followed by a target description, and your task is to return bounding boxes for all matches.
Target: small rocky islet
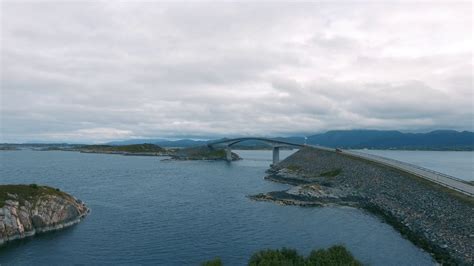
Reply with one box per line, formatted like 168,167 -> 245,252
170,146 -> 241,161
250,147 -> 474,265
0,184 -> 89,246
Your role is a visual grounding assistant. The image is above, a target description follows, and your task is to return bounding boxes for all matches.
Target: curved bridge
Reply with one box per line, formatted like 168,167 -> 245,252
207,137 -> 304,164
207,138 -> 473,196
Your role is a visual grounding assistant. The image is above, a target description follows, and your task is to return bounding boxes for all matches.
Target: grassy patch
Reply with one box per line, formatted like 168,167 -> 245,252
0,184 -> 66,207
320,168 -> 342,177
286,165 -> 302,172
208,149 -> 226,158
174,147 -> 235,160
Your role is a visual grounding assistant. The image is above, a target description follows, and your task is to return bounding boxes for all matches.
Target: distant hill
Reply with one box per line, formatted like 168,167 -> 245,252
106,139 -> 208,147
79,143 -> 166,153
103,130 -> 474,150
106,139 -> 169,145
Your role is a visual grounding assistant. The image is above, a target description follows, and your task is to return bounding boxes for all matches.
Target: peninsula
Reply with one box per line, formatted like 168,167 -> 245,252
250,147 -> 474,265
0,184 -> 89,245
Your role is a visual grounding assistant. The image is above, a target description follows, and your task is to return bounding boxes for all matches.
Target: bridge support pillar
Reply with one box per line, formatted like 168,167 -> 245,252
272,147 -> 280,165
225,147 -> 232,162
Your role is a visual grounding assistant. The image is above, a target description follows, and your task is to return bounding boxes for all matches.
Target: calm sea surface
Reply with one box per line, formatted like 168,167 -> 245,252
353,150 -> 474,181
0,150 -> 438,265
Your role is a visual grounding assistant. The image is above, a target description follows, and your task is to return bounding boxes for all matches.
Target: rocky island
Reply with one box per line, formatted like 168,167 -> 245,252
0,184 -> 89,245
57,143 -> 242,161
170,146 -> 241,161
250,147 -> 474,265
75,143 -> 171,156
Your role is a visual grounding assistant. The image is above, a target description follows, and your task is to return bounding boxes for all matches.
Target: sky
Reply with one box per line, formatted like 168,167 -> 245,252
1,1 -> 473,143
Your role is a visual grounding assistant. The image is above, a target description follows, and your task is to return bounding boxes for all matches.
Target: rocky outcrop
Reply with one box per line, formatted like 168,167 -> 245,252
0,185 -> 89,245
251,147 -> 474,265
171,146 -> 241,161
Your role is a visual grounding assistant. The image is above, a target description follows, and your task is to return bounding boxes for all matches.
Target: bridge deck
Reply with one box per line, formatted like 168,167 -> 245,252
208,137 -> 304,148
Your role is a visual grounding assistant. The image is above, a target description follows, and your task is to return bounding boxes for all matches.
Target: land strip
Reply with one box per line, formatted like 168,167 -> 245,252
250,147 -> 474,265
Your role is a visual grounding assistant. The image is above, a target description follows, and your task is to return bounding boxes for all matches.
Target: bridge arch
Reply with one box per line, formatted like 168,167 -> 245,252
207,137 -> 304,165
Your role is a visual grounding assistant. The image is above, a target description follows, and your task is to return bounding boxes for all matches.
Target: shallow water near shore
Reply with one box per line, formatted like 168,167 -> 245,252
0,150 -> 436,265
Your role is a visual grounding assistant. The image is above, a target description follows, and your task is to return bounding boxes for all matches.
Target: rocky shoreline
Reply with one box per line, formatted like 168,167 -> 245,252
249,147 -> 474,265
0,185 -> 89,246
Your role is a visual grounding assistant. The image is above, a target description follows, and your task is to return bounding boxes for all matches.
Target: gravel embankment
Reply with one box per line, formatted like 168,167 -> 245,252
254,147 -> 474,265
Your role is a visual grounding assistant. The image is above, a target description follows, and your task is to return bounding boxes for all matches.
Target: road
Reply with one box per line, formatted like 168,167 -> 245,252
310,145 -> 474,197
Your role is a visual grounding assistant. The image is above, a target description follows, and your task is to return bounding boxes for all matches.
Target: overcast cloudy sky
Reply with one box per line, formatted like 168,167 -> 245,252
1,1 -> 472,143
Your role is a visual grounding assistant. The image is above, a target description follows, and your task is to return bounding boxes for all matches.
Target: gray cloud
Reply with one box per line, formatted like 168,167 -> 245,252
1,1 -> 472,143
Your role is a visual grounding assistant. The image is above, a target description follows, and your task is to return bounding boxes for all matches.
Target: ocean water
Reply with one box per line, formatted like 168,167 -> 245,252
0,150 -> 435,265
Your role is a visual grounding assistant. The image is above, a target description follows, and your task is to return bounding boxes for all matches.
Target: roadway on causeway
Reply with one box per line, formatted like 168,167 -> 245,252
310,145 -> 474,197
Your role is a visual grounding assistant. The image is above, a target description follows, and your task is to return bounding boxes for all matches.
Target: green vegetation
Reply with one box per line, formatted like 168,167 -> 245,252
319,169 -> 342,177
249,248 -> 305,265
201,257 -> 223,266
80,143 -> 165,153
201,245 -> 361,266
0,184 -> 66,207
287,165 -> 302,172
172,146 -> 240,161
306,245 -> 361,266
208,149 -> 226,158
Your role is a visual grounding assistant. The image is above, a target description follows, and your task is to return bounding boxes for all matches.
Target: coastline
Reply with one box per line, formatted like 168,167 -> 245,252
249,147 -> 474,265
0,186 -> 90,246
0,208 -> 90,246
250,186 -> 454,264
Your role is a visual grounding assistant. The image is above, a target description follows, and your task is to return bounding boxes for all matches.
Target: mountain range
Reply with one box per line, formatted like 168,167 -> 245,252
106,130 -> 474,150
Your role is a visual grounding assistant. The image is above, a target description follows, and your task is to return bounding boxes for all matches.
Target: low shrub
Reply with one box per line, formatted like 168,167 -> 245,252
202,257 -> 223,266
202,245 -> 361,266
249,248 -> 305,266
